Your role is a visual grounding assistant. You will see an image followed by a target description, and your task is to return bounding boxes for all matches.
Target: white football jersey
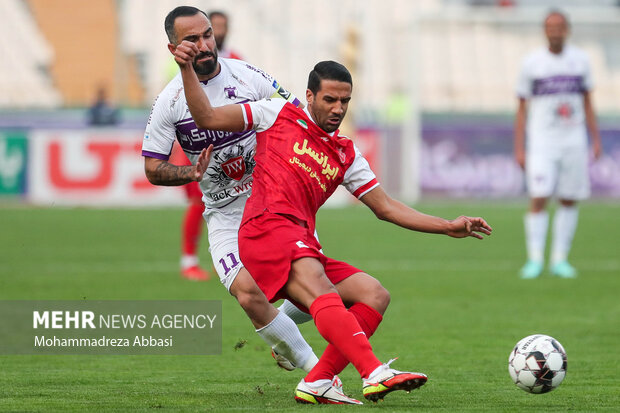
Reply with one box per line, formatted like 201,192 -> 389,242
516,45 -> 592,149
142,58 -> 299,209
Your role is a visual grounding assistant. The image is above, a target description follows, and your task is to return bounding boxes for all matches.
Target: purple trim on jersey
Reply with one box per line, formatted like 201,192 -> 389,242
532,75 -> 585,96
142,150 -> 170,160
173,101 -> 253,154
175,125 -> 255,155
291,97 -> 301,107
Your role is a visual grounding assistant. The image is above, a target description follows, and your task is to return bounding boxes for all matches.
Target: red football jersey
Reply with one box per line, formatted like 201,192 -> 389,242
240,99 -> 378,232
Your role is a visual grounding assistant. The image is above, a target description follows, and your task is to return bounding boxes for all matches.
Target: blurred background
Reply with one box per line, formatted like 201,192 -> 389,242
1,0 -> 619,206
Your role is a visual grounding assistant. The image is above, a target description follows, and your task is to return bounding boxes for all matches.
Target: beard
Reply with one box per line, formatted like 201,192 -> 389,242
192,49 -> 218,76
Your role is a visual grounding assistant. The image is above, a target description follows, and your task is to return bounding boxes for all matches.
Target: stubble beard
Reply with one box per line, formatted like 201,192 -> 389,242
193,50 -> 218,76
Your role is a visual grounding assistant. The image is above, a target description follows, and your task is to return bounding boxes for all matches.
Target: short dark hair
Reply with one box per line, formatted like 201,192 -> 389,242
208,10 -> 228,22
307,61 -> 352,94
164,6 -> 208,44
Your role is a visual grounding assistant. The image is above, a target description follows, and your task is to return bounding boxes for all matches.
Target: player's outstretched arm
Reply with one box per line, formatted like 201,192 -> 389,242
174,40 -> 245,132
360,186 -> 492,239
144,145 -> 213,185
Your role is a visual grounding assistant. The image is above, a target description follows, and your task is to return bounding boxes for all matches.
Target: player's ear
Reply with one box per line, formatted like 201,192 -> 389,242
167,43 -> 176,55
305,89 -> 314,105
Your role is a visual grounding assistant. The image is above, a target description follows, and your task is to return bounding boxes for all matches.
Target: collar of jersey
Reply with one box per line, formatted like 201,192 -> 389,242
198,62 -> 224,85
302,106 -> 337,137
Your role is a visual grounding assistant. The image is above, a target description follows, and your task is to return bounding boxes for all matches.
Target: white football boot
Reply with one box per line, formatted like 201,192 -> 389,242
295,378 -> 363,405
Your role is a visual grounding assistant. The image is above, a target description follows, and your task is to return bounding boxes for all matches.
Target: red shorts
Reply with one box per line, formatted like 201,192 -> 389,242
238,212 -> 362,302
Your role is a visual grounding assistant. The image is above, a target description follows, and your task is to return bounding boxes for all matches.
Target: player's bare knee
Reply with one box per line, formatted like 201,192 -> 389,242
369,283 -> 390,314
354,278 -> 390,314
559,199 -> 576,207
235,290 -> 263,313
230,273 -> 265,309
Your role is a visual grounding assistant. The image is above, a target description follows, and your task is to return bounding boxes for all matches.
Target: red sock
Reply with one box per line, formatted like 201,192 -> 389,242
308,293 -> 381,379
182,202 -> 204,256
305,302 -> 383,382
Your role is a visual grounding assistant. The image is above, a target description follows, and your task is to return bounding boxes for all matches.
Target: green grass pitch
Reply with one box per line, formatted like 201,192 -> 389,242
0,201 -> 619,411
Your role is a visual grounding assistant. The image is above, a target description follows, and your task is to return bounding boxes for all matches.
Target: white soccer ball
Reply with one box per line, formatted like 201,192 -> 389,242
508,334 -> 567,394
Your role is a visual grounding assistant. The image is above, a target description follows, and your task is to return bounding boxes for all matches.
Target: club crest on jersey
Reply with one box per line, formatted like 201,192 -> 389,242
556,102 -> 573,119
296,119 -> 308,129
221,156 -> 246,181
337,147 -> 346,163
224,86 -> 238,99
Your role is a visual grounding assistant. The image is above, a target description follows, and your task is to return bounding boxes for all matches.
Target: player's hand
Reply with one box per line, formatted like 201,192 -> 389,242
592,140 -> 602,160
192,144 -> 213,182
514,148 -> 526,170
174,40 -> 199,69
446,216 -> 492,240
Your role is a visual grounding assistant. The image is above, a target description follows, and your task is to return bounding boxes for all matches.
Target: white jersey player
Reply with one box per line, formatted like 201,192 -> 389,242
514,11 -> 602,279
143,57 -> 301,283
143,6 -> 319,373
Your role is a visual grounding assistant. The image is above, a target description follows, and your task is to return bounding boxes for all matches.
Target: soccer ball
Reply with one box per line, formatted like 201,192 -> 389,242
508,334 -> 567,394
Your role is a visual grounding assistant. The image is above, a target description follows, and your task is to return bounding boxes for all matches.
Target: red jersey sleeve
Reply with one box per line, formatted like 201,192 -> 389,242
241,99 -> 287,132
342,144 -> 379,199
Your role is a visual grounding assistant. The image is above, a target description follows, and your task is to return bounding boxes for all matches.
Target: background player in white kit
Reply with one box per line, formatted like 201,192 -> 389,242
142,6 -> 318,372
514,10 -> 602,279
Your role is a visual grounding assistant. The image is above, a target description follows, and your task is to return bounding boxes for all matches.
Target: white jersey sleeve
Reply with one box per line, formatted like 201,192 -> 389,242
582,53 -> 594,92
241,99 -> 287,132
516,55 -> 533,99
239,61 -> 302,106
342,144 -> 379,199
142,90 -> 179,160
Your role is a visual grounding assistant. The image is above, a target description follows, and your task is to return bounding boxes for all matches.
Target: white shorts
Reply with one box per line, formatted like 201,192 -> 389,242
526,146 -> 590,200
203,198 -> 247,292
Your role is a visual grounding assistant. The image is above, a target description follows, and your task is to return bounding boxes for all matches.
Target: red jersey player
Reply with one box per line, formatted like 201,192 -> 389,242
175,42 -> 492,404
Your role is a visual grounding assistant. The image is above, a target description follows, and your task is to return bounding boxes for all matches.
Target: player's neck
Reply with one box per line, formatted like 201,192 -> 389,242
548,45 -> 564,55
197,63 -> 222,82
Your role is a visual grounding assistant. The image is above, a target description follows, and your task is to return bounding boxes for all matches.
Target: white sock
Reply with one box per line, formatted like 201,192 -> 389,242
365,363 -> 386,381
180,255 -> 199,269
278,300 -> 313,324
256,311 -> 318,372
524,211 -> 548,263
551,206 -> 578,265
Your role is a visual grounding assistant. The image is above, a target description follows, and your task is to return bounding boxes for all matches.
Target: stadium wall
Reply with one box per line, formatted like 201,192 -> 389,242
1,114 -> 619,206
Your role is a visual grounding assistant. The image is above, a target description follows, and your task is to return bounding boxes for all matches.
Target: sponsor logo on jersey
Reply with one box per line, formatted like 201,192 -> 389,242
206,176 -> 253,202
245,64 -> 273,82
532,75 -> 584,96
296,241 -> 309,249
230,73 -> 248,87
292,138 -> 340,182
207,144 -> 255,188
221,156 -> 246,181
224,86 -> 238,99
170,87 -> 184,108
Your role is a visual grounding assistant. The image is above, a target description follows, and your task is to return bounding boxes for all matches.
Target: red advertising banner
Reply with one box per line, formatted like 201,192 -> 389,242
28,130 -> 186,206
